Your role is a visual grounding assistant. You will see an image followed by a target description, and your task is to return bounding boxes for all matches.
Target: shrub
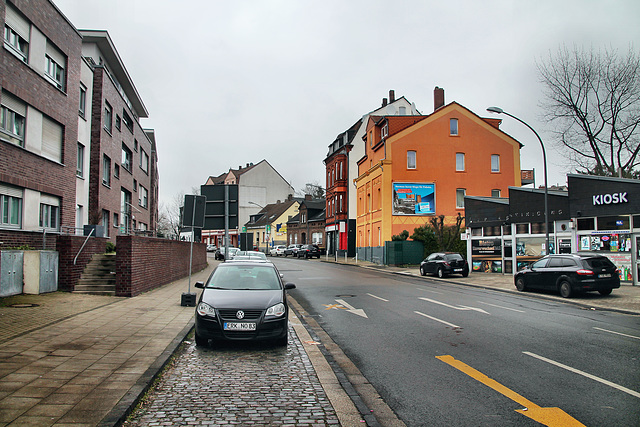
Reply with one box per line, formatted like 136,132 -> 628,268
106,242 -> 116,253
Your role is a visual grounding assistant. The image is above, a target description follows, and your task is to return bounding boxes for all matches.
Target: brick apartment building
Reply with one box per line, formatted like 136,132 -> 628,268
1,1 -> 158,249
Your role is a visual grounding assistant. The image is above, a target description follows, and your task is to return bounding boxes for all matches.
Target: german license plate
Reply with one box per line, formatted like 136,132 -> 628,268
224,322 -> 256,331
454,268 -> 463,272
599,273 -> 611,278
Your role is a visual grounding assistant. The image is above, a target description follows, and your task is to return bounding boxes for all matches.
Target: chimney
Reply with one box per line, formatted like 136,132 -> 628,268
238,165 -> 242,170
246,163 -> 249,168
434,86 -> 445,111
382,97 -> 388,107
389,90 -> 395,103
288,194 -> 293,201
305,194 -> 312,201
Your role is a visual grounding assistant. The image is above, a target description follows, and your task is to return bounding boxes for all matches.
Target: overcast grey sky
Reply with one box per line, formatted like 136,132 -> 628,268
53,0 -> 640,208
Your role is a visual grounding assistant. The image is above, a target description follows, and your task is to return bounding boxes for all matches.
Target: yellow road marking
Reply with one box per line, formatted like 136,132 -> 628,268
323,303 -> 346,310
436,355 -> 585,427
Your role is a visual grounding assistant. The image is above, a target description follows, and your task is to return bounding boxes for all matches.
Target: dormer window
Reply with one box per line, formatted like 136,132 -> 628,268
381,123 -> 388,139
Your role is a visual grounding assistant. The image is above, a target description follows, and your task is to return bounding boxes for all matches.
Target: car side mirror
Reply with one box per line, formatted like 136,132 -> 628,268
195,281 -> 205,289
285,283 -> 296,290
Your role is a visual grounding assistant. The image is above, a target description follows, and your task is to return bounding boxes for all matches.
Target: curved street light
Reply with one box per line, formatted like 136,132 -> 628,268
487,107 -> 550,254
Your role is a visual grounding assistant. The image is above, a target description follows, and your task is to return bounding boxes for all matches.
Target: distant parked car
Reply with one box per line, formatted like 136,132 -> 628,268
206,244 -> 217,252
215,247 -> 239,261
297,244 -> 320,259
513,254 -> 620,298
269,245 -> 287,256
284,244 -> 302,257
230,251 -> 267,261
420,252 -> 469,278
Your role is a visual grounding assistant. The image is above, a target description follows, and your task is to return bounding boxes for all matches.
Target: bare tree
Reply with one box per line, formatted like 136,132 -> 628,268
296,182 -> 325,199
538,45 -> 640,178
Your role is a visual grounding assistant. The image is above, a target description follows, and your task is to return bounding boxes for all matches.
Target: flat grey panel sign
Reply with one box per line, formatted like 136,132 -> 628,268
183,195 -> 206,228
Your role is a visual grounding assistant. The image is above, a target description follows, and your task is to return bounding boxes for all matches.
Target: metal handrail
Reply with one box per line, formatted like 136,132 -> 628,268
74,228 -> 95,265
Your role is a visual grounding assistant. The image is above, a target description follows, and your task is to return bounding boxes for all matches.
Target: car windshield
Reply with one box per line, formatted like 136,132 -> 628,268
206,265 -> 281,290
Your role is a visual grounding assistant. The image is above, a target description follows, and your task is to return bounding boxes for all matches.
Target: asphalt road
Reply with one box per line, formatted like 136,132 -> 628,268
275,257 -> 640,427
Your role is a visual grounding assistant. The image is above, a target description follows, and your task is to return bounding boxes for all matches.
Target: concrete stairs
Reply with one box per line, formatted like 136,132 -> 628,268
74,253 -> 116,296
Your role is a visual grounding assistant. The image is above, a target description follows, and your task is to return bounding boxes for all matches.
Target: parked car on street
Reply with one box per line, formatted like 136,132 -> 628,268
297,244 -> 321,259
420,252 -> 469,278
230,251 -> 267,261
206,244 -> 217,252
215,247 -> 239,261
513,254 -> 620,298
194,261 -> 296,346
284,244 -> 302,257
269,245 -> 287,256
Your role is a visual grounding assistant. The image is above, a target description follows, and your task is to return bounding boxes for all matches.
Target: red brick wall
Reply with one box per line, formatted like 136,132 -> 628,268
115,236 -> 207,297
56,235 -> 108,291
0,230 -> 56,250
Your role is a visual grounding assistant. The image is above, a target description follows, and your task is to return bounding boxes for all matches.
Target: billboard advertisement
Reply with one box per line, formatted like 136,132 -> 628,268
392,183 -> 435,215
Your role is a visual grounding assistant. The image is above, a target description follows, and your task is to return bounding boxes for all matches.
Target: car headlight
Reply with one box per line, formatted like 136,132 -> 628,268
265,303 -> 286,318
197,302 -> 216,317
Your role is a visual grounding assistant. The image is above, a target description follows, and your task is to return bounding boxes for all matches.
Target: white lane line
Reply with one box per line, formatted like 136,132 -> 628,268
523,351 -> 640,399
414,311 -> 460,328
478,301 -> 526,313
367,293 -> 389,302
415,288 -> 443,294
593,327 -> 640,340
420,297 -> 490,315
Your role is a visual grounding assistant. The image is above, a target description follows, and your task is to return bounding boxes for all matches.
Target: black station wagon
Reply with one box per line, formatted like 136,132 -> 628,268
513,254 -> 620,298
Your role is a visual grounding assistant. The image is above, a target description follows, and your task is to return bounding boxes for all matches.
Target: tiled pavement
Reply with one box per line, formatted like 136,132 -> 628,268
0,256 -> 638,426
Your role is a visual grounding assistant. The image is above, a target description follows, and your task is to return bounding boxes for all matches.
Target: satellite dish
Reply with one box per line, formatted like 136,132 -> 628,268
411,102 -> 417,113
386,104 -> 396,115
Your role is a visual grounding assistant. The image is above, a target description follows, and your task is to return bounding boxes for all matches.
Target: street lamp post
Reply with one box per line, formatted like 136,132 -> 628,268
248,201 -> 266,252
487,107 -> 550,254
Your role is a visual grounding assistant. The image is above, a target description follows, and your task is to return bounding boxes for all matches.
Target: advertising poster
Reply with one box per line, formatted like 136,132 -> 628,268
392,183 -> 435,215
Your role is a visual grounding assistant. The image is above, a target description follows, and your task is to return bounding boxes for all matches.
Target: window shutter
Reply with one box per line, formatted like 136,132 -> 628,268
1,92 -> 27,116
45,42 -> 65,67
40,194 -> 60,206
0,183 -> 23,198
5,4 -> 30,41
41,116 -> 63,162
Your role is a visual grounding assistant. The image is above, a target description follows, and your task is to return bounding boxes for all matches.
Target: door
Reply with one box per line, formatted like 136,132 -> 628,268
1,251 -> 23,297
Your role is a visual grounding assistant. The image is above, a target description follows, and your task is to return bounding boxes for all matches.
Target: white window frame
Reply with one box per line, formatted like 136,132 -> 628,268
1,192 -> 22,228
104,102 -> 113,133
407,150 -> 417,169
491,154 -> 500,172
102,155 -> 111,187
450,118 -> 459,136
456,188 -> 466,208
39,203 -> 59,231
381,123 -> 388,139
77,143 -> 85,177
491,189 -> 501,198
139,185 -> 148,209
79,85 -> 86,118
122,144 -> 132,172
44,54 -> 65,89
4,25 -> 28,61
140,149 -> 149,174
0,104 -> 25,146
456,153 -> 465,171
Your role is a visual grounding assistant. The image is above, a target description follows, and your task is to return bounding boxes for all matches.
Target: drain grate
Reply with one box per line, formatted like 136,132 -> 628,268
335,294 -> 356,298
9,303 -> 40,308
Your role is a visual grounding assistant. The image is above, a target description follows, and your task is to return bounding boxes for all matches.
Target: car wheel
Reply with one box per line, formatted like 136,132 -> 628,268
194,331 -> 208,347
437,267 -> 445,278
420,266 -> 426,276
276,333 -> 288,347
559,280 -> 573,298
598,288 -> 612,296
461,268 -> 469,278
515,277 -> 527,292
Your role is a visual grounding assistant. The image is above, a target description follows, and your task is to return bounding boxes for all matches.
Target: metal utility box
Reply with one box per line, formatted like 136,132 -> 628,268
23,251 -> 58,294
1,251 -> 24,297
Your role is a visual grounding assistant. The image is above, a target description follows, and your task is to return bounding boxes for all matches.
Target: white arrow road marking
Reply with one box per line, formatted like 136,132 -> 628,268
420,297 -> 490,314
366,293 -> 389,302
524,351 -> 640,399
335,299 -> 368,318
415,311 -> 460,328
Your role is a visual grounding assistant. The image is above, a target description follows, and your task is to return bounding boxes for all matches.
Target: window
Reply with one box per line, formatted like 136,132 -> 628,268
456,188 -> 466,208
140,149 -> 149,173
123,111 -> 133,132
41,116 -> 63,163
456,153 -> 465,171
339,161 -> 343,179
450,118 -> 458,136
1,188 -> 22,228
102,155 -> 111,186
115,114 -> 121,131
491,154 -> 500,172
133,179 -> 138,192
0,104 -> 25,146
491,189 -> 501,198
407,150 -> 416,169
114,163 -> 120,179
133,138 -> 138,151
39,203 -> 59,230
381,123 -> 388,139
139,185 -> 148,208
4,25 -> 28,61
44,54 -> 65,89
104,102 -> 112,133
122,144 -> 132,172
114,213 -> 119,228
121,189 -> 132,234
399,106 -> 406,115
79,86 -> 86,117
77,143 -> 84,177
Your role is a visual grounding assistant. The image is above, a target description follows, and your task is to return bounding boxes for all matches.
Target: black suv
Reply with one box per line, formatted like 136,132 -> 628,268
297,244 -> 320,259
420,252 -> 469,278
514,254 -> 620,298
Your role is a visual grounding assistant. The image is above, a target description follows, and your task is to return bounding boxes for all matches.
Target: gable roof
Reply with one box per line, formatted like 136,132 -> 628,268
245,200 -> 299,227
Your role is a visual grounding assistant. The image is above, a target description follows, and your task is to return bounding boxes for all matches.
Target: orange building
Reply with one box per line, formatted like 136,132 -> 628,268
355,87 -> 522,253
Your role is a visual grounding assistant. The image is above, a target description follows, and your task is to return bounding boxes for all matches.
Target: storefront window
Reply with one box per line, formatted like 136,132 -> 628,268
579,233 -> 631,252
577,218 -> 595,230
502,225 -> 511,235
516,223 -> 529,234
471,228 -> 482,236
597,215 -> 630,231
